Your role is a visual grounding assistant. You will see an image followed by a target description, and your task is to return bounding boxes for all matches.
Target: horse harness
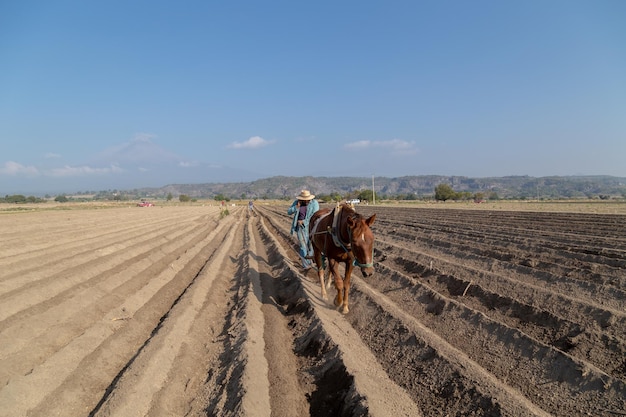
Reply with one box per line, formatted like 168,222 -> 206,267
310,204 -> 374,268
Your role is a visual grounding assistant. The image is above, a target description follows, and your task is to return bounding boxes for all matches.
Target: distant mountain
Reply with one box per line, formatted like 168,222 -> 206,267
131,175 -> 626,200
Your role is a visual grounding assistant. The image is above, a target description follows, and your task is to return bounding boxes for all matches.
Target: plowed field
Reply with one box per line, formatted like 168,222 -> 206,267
1,202 -> 624,416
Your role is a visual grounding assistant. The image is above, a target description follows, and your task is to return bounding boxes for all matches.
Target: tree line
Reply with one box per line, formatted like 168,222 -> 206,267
6,182 -> 621,205
434,184 -> 499,202
1,195 -> 47,203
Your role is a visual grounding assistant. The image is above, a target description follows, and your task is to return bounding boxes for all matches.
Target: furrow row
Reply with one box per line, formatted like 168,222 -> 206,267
0,207 -> 233,416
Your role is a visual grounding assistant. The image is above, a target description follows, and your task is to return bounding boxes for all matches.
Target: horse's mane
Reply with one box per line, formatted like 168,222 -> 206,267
338,203 -> 367,230
339,202 -> 358,212
338,202 -> 354,211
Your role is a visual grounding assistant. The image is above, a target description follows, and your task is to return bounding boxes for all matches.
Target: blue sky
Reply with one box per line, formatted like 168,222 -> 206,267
1,1 -> 625,194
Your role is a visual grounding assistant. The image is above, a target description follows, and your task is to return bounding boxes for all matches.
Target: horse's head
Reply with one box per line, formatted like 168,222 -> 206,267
346,212 -> 376,278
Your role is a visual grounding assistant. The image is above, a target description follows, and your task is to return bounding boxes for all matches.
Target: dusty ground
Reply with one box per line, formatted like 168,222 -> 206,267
0,202 -> 624,416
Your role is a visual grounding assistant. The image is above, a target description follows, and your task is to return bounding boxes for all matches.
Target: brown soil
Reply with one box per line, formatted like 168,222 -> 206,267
0,203 -> 624,416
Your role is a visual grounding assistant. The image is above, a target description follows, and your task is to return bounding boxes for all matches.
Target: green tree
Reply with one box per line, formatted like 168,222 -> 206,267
358,189 -> 374,202
6,195 -> 27,203
166,193 -> 173,201
329,192 -> 342,202
456,191 -> 472,201
55,195 -> 69,203
179,194 -> 191,202
214,193 -> 227,201
434,184 -> 455,201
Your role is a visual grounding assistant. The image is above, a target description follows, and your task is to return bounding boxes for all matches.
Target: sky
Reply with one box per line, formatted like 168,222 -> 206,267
1,1 -> 625,195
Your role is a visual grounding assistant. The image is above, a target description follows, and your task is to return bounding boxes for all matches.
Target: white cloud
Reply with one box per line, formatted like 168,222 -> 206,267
344,139 -> 419,155
44,152 -> 62,159
1,160 -> 129,180
133,132 -> 157,142
0,161 -> 40,176
47,164 -> 124,177
179,161 -> 199,168
385,139 -> 419,153
344,140 -> 372,149
228,136 -> 275,149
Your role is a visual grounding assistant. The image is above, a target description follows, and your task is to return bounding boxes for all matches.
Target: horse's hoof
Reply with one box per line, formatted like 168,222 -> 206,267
341,307 -> 349,314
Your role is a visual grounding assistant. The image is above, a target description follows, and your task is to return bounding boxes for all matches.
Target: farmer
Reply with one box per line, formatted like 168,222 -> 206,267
287,189 -> 319,269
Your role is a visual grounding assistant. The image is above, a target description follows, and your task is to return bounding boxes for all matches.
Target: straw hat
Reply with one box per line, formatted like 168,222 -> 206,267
297,190 -> 315,201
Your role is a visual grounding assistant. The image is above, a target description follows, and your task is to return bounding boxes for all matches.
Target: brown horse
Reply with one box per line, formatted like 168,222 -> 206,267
308,203 -> 376,314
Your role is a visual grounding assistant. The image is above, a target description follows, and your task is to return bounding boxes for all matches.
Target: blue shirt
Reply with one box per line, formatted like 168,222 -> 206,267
287,199 -> 320,235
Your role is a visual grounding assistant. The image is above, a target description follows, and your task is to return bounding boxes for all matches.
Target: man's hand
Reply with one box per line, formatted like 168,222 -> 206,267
297,220 -> 304,226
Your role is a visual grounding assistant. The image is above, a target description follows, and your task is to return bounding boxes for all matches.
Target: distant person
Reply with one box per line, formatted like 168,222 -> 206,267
248,200 -> 254,211
288,189 -> 319,269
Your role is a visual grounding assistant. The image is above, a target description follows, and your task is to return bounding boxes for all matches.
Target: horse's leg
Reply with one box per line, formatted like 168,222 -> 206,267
329,259 -> 344,308
341,262 -> 355,314
325,269 -> 332,290
322,255 -> 332,290
314,249 -> 327,300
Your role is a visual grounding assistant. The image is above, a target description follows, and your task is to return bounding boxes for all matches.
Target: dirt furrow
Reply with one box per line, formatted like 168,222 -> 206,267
372,211 -> 626,380
375,234 -> 626,329
257,213 -> 423,416
349,278 -> 551,417
1,202 -> 624,417
374,215 -> 626,271
0,220 -> 200,298
372,208 -> 626,254
0,209 -> 235,417
0,207 -> 204,259
90,211 -> 246,417
376,230 -> 626,314
366,261 -> 625,415
259,205 -> 550,415
258,204 -> 626,416
390,249 -> 626,381
254,216 -> 312,417
0,218 -> 221,389
377,208 -> 626,238
0,219 -> 212,324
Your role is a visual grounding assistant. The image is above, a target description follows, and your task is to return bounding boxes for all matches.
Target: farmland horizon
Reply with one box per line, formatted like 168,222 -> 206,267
3,173 -> 625,201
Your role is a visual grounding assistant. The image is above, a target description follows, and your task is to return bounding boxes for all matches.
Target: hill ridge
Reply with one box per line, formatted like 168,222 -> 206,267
131,174 -> 626,200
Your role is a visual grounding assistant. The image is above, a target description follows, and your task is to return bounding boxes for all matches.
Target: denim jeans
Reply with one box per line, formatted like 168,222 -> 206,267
296,225 -> 312,268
